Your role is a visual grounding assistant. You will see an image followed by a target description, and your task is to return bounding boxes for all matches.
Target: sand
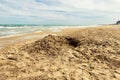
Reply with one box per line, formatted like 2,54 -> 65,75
0,25 -> 120,80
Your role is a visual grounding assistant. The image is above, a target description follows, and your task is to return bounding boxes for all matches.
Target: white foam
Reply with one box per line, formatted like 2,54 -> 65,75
34,31 -> 42,33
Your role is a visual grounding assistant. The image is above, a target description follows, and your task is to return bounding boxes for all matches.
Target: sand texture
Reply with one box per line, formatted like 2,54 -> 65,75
0,25 -> 120,80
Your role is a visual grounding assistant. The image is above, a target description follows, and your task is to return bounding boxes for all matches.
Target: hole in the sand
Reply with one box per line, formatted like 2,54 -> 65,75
66,37 -> 80,47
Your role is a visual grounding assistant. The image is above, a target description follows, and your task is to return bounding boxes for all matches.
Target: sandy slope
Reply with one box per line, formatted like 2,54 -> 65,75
0,25 -> 120,80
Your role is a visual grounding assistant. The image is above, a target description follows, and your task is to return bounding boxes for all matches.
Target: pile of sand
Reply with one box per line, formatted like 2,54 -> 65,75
22,35 -> 80,57
0,26 -> 120,80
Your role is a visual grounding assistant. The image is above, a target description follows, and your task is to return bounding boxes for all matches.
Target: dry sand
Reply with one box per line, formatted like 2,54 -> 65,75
0,25 -> 120,80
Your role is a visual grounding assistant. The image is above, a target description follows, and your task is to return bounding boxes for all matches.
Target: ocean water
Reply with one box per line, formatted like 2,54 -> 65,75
0,24 -> 100,38
0,24 -> 61,37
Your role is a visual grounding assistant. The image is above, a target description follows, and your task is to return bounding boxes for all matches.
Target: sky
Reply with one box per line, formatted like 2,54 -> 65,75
0,0 -> 120,25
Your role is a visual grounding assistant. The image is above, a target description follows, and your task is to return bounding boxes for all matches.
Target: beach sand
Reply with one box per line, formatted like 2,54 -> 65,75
0,25 -> 120,80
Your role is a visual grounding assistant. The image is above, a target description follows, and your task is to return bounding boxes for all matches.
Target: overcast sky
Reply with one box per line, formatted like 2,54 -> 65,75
0,0 -> 120,25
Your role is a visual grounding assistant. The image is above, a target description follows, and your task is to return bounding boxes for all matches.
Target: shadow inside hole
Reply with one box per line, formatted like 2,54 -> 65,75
66,37 -> 80,47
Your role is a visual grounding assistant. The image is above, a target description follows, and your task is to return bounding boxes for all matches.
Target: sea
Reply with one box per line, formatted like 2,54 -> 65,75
0,24 -> 100,38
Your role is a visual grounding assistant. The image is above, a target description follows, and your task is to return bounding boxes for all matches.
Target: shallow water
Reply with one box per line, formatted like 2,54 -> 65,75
0,25 -> 53,37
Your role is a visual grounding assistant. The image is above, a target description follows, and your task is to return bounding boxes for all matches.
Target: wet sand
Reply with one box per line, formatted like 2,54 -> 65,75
0,25 -> 120,80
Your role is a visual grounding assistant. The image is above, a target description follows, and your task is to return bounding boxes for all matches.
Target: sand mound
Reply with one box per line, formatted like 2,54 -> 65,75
0,26 -> 120,80
22,35 -> 80,57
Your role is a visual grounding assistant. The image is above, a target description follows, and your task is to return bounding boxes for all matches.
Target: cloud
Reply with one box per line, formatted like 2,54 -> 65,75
0,0 -> 120,25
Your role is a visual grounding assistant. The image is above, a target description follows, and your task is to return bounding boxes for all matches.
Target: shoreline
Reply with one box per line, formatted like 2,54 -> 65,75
0,25 -> 102,39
